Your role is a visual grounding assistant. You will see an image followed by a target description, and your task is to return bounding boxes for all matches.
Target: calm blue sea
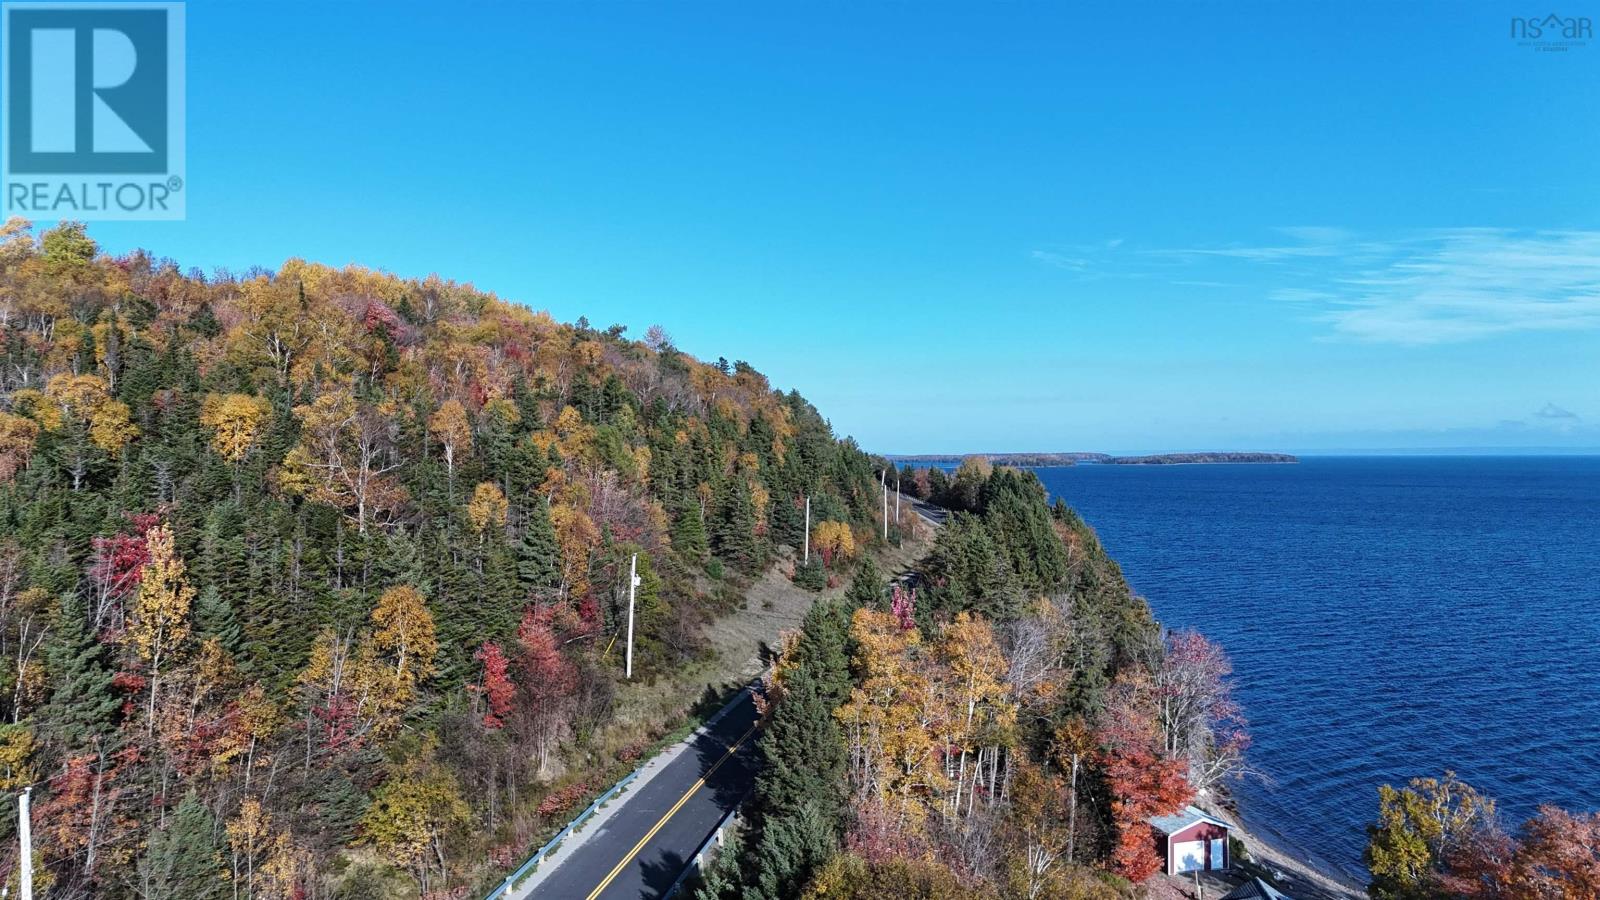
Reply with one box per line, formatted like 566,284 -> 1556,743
1027,456 -> 1600,881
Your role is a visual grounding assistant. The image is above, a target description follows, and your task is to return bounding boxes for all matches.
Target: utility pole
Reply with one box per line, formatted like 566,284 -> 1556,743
624,553 -> 640,680
895,474 -> 901,524
19,786 -> 32,900
880,470 -> 888,540
803,495 -> 810,564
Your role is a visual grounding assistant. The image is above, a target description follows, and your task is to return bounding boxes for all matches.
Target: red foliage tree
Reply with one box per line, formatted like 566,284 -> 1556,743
1514,806 -> 1600,896
514,604 -> 580,773
1439,824 -> 1520,898
890,584 -> 916,631
473,641 -> 514,729
35,744 -> 141,886
313,690 -> 360,753
87,525 -> 153,637
1099,675 -> 1194,882
845,797 -> 931,865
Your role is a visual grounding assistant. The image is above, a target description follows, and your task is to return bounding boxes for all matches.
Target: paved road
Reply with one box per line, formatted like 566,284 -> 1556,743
908,496 -> 950,526
525,690 -> 762,900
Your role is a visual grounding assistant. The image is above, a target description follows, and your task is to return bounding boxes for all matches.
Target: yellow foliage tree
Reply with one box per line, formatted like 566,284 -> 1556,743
361,756 -> 471,892
371,586 -> 438,690
936,612 -> 1016,819
552,405 -> 594,461
44,372 -> 137,452
812,520 -> 857,566
549,500 -> 599,600
200,393 -> 272,462
227,797 -> 304,900
286,390 -> 406,533
466,482 -> 508,534
427,399 -> 473,482
226,797 -> 269,895
8,389 -> 61,432
87,398 -> 138,453
127,524 -> 194,732
836,609 -> 945,833
0,412 -> 39,482
0,724 -> 34,789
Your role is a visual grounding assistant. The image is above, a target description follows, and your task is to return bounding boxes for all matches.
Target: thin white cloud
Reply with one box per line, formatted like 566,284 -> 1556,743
1324,230 -> 1600,344
1029,241 -> 1132,279
1270,287 -> 1339,303
1173,243 -> 1343,262
1029,249 -> 1090,271
1034,229 -> 1600,344
1156,228 -> 1600,344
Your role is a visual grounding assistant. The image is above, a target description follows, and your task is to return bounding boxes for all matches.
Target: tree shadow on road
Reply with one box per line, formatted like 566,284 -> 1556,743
627,683 -> 758,898
686,691 -> 760,812
688,680 -> 747,726
637,848 -> 688,899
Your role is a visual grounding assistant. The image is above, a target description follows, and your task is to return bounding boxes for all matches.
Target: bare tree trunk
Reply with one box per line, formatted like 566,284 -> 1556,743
1067,751 -> 1080,864
85,747 -> 107,879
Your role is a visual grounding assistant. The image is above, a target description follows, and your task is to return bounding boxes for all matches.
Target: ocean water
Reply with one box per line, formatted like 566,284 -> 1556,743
1028,456 -> 1600,881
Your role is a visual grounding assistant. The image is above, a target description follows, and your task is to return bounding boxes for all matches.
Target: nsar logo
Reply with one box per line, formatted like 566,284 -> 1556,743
1510,12 -> 1593,51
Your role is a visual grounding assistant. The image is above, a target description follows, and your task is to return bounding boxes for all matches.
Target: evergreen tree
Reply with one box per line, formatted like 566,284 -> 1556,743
843,557 -> 887,610
193,586 -> 243,659
922,513 -> 1024,621
745,667 -> 847,900
792,558 -> 826,592
36,594 -> 118,753
788,599 -> 853,707
482,539 -> 522,640
671,497 -> 709,563
693,828 -> 745,900
979,468 -> 1067,594
138,790 -> 228,900
516,498 -> 562,594
767,491 -> 804,549
711,477 -> 763,574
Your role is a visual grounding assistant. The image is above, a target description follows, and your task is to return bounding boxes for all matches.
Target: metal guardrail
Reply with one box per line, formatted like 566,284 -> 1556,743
483,683 -> 760,900
662,799 -> 746,899
484,768 -> 642,900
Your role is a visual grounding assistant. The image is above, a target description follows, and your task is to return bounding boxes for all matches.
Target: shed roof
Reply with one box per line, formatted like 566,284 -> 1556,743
1220,877 -> 1293,900
1148,805 -> 1230,836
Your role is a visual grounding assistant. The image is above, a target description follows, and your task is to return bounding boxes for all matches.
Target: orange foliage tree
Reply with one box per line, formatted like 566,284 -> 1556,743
1098,672 -> 1194,882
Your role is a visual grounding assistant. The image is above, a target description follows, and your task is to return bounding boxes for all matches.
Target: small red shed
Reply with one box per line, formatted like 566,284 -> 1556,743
1149,806 -> 1231,875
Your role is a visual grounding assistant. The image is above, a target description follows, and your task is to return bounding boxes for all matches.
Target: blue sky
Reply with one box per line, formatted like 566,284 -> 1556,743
83,1 -> 1600,454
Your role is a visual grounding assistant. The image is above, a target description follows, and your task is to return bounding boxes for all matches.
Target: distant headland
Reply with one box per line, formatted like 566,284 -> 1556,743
888,451 -> 1300,466
1109,451 -> 1299,465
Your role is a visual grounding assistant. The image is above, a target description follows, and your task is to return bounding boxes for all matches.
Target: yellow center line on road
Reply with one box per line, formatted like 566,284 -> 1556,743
582,720 -> 759,900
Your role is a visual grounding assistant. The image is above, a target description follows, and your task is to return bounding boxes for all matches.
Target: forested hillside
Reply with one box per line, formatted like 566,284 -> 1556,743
0,221 -> 891,898
697,456 -> 1252,900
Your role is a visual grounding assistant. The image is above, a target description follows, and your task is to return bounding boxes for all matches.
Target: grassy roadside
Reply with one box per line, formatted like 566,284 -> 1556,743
465,528 -> 934,897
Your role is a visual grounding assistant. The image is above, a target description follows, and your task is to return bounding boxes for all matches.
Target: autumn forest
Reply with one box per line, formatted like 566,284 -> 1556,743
3,220 -> 1586,900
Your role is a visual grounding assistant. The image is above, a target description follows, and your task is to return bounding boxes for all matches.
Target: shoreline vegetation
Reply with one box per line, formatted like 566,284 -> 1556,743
890,451 -> 1300,467
5,224 -> 1588,898
0,222 -> 1276,899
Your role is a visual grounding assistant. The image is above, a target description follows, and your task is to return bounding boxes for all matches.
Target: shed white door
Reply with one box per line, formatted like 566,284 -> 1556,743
1210,837 -> 1226,869
1173,840 -> 1206,873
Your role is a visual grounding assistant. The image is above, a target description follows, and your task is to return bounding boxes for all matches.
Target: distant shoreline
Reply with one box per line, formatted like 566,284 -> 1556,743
1110,452 -> 1299,465
888,451 -> 1300,466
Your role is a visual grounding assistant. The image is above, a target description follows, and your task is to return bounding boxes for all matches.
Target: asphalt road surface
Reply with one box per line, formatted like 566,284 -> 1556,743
526,690 -> 762,900
909,496 -> 949,525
